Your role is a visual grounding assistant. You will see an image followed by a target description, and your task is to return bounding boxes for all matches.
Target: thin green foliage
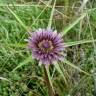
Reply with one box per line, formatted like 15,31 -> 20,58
32,0 -> 52,26
48,0 -> 56,28
12,55 -> 32,72
0,77 -> 10,82
7,6 -> 28,31
63,59 -> 90,76
61,13 -> 86,36
54,63 -> 68,85
65,39 -> 96,47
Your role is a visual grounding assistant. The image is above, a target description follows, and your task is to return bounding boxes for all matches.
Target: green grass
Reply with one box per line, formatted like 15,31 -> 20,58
0,0 -> 96,96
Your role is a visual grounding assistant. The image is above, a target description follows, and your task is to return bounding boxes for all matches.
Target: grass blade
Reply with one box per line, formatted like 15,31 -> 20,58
9,43 -> 26,48
61,13 -> 86,36
65,39 -> 96,47
63,59 -> 90,76
7,6 -> 28,31
32,0 -> 52,26
0,77 -> 10,82
12,56 -> 32,72
48,0 -> 56,28
54,63 -> 68,85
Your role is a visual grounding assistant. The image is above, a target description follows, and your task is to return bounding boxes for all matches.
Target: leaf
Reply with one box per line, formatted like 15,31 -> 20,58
54,63 -> 68,85
65,39 -> 96,47
9,43 -> 26,48
12,56 -> 32,72
63,59 -> 90,76
7,6 -> 28,31
48,0 -> 56,28
32,0 -> 52,26
61,13 -> 86,36
0,77 -> 10,82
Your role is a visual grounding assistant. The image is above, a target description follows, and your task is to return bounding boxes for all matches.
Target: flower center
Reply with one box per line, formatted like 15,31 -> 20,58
38,40 -> 53,52
42,41 -> 50,48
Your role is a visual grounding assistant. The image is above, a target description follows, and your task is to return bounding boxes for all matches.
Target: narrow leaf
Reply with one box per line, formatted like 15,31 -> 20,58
65,39 -> 96,47
0,77 -> 10,82
48,0 -> 56,28
12,56 -> 32,72
32,0 -> 52,26
62,13 -> 86,36
63,59 -> 90,76
7,6 -> 28,31
54,63 -> 68,85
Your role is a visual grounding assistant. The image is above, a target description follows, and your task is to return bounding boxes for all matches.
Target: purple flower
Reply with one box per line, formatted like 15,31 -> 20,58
28,28 -> 65,65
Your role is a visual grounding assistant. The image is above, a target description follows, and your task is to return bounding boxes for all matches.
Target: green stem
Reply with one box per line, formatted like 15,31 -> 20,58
64,0 -> 69,13
44,65 -> 54,96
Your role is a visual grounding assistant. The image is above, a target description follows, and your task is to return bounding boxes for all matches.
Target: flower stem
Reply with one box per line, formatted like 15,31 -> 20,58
44,65 -> 55,96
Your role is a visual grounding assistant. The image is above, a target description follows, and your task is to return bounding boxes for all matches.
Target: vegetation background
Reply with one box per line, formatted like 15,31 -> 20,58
0,0 -> 96,96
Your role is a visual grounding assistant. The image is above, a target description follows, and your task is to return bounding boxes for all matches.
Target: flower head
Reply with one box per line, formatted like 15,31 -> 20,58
28,28 -> 65,65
